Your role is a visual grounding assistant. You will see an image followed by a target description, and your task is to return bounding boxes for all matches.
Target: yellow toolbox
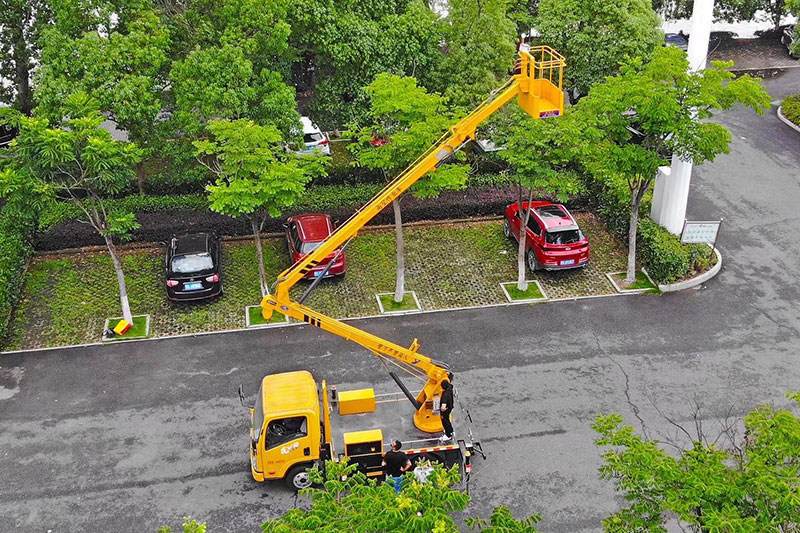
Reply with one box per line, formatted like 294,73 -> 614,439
338,388 -> 376,415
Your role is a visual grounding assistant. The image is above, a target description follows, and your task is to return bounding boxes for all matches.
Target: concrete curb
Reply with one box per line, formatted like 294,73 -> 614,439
498,280 -> 548,303
777,105 -> 800,134
375,291 -> 422,315
605,269 -> 656,294
657,245 -> 722,293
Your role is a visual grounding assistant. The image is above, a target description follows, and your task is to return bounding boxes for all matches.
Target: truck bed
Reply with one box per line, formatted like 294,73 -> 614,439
327,386 -> 474,457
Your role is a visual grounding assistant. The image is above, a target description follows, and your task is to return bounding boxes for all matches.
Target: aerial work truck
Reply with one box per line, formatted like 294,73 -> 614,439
243,47 -> 566,490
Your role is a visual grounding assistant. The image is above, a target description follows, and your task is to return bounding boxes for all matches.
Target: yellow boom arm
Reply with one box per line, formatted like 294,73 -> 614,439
262,47 -> 565,433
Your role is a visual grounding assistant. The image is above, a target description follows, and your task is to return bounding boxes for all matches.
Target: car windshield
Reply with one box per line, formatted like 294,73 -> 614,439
304,132 -> 324,144
300,241 -> 322,254
545,229 -> 583,245
171,252 -> 213,273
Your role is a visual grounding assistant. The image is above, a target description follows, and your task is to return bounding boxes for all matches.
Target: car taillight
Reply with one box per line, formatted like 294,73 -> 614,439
319,139 -> 329,145
206,273 -> 220,282
166,279 -> 179,287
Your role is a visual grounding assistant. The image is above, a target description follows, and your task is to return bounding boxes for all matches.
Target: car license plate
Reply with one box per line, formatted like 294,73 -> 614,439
184,281 -> 203,291
560,259 -> 575,266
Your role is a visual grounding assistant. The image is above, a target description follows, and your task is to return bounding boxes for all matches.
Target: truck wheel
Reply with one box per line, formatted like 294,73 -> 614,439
286,465 -> 313,491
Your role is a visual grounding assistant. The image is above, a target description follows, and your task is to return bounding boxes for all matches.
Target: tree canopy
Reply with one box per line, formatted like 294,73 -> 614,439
573,45 -> 770,281
261,460 -> 542,533
594,392 -> 800,531
536,0 -> 663,102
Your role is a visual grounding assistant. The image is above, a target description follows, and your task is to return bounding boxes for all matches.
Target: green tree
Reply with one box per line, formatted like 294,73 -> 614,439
296,0 -> 443,129
348,74 -> 468,303
34,1 -> 171,193
498,110 -> 582,290
0,0 -> 51,114
536,0 -> 662,103
574,46 -> 769,283
168,0 -> 299,137
196,119 -> 320,297
170,45 -> 300,138
593,392 -> 800,532
262,459 -> 541,532
157,517 -> 207,533
0,94 -> 142,323
437,0 -> 519,109
507,0 -> 541,37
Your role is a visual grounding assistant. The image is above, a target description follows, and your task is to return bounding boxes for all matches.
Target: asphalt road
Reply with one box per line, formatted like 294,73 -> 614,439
2,69 -> 800,532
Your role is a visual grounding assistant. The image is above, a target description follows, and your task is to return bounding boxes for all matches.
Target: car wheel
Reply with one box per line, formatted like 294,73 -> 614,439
527,249 -> 540,272
286,464 -> 314,491
503,219 -> 511,239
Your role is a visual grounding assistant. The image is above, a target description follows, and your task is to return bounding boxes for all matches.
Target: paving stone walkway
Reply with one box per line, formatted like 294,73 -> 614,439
710,37 -> 799,70
4,216 -> 629,351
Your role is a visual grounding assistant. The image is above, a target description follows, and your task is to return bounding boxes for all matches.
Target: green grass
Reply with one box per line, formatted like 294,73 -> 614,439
378,292 -> 420,312
612,270 -> 656,290
106,315 -> 148,340
247,306 -> 287,326
502,282 -> 545,301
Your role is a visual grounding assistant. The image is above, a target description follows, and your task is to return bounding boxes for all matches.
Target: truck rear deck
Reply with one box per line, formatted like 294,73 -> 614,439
325,384 -> 481,478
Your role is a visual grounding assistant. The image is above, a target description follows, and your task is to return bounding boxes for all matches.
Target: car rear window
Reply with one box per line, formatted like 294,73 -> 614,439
300,241 -> 322,254
171,252 -> 213,273
545,229 -> 583,245
304,132 -> 324,143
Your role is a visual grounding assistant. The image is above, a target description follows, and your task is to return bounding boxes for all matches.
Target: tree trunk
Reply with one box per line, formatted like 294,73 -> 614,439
252,216 -> 268,297
626,193 -> 641,284
517,188 -> 535,291
392,199 -> 405,303
135,162 -> 146,195
11,8 -> 33,115
773,0 -> 785,31
104,235 -> 134,324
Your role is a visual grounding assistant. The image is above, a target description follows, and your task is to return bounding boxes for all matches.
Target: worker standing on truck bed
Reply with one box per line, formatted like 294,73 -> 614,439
439,381 -> 454,442
383,440 -> 412,493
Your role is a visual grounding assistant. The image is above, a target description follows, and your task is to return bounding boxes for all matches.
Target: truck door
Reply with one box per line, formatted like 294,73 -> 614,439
262,415 -> 314,478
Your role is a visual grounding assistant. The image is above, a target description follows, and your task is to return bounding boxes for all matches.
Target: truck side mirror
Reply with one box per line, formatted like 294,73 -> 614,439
238,384 -> 252,408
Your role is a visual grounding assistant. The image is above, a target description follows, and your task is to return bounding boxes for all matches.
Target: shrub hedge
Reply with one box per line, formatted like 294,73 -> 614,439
0,210 -> 33,342
781,94 -> 800,126
36,174 -> 581,251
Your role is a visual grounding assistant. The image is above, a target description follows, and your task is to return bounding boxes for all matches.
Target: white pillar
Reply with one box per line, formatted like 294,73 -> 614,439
650,0 -> 714,235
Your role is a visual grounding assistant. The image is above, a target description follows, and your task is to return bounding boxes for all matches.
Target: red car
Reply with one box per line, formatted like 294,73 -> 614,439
503,201 -> 590,271
285,214 -> 347,278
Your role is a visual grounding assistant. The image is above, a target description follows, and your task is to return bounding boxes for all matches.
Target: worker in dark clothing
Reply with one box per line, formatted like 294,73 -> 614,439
439,380 -> 454,442
382,439 -> 411,493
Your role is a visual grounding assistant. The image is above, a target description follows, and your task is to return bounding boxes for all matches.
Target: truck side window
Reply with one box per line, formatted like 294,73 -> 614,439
265,416 -> 307,450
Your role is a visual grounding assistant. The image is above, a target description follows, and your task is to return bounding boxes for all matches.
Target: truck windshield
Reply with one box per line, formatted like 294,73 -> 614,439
254,386 -> 265,438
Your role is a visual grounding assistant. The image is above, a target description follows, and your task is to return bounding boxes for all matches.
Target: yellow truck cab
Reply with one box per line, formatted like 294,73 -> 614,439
244,370 -> 483,490
248,371 -> 322,488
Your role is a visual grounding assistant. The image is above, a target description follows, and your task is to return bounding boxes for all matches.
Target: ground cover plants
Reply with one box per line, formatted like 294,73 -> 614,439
5,218 -> 627,350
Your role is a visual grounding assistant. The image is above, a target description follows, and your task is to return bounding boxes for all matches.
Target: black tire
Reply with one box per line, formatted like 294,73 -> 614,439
285,464 -> 314,491
527,249 -> 540,272
503,219 -> 512,239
